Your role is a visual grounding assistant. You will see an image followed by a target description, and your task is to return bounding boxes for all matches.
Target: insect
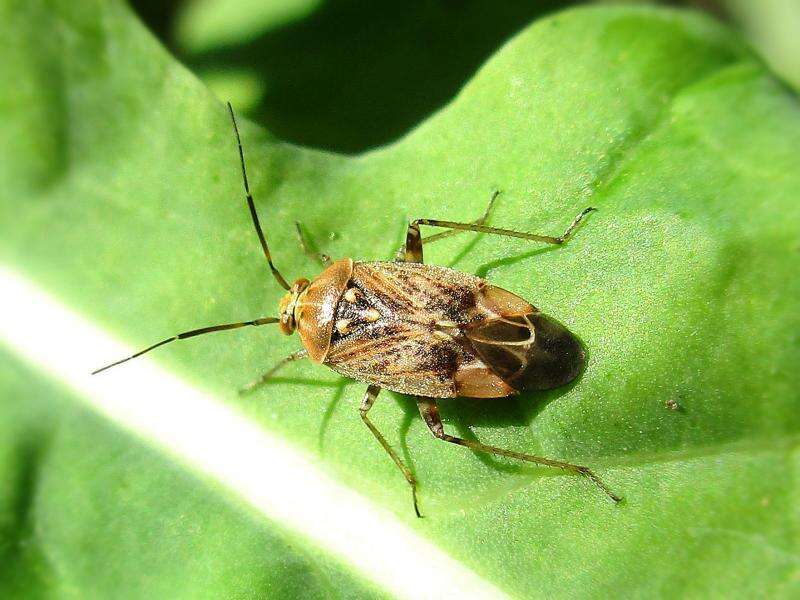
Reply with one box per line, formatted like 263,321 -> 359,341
665,398 -> 682,411
94,103 -> 621,516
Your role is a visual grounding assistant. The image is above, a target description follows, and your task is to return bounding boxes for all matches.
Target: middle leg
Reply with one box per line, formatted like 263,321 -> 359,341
402,204 -> 595,263
360,385 -> 421,517
394,190 -> 499,262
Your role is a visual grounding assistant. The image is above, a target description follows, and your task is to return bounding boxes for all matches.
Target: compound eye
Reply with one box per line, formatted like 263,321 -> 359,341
278,311 -> 295,335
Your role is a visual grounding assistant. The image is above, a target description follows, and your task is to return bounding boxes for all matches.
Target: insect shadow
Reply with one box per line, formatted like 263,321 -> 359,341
474,244 -> 562,279
393,394 -> 526,475
248,374 -> 354,453
258,366 -> 583,480
445,231 -> 484,270
318,378 -> 352,452
255,376 -> 342,389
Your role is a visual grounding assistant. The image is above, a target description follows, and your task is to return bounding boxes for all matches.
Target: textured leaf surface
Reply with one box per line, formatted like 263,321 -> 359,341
2,1 -> 799,598
0,348 -> 384,599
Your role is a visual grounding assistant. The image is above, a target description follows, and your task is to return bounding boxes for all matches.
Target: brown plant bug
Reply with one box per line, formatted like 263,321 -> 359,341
93,103 -> 622,516
665,398 -> 682,412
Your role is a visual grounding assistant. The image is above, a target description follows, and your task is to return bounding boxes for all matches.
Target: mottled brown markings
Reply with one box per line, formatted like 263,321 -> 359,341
433,330 -> 453,342
326,262 -> 561,398
326,319 -> 468,397
327,259 -> 590,403
428,342 -> 459,382
335,319 -> 351,335
355,269 -> 421,316
329,322 -> 409,360
352,263 -> 485,327
440,285 -> 478,323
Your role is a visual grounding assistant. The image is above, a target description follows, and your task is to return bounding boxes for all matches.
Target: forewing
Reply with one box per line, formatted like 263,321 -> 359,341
466,313 -> 585,391
352,262 -> 486,324
325,320 -> 461,397
465,315 -> 534,382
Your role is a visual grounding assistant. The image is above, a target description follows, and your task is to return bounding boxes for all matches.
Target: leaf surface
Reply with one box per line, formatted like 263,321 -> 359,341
2,2 -> 799,598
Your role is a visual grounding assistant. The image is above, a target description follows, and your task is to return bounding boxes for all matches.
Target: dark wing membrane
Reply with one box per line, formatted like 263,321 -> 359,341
465,315 -> 532,381
325,320 -> 463,397
465,313 -> 585,391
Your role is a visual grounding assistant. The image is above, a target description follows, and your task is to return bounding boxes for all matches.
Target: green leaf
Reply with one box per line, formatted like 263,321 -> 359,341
0,348 -> 386,599
2,1 -> 799,598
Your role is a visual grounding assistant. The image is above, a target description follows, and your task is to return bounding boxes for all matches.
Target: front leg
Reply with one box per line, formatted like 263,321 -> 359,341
239,349 -> 308,395
416,398 -> 621,503
295,222 -> 332,267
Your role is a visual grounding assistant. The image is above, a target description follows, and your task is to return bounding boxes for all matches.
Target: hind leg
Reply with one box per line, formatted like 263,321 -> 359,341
402,202 -> 594,264
416,397 -> 620,503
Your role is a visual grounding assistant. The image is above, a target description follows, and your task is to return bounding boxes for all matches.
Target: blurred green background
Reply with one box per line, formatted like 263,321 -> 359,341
130,0 -> 800,152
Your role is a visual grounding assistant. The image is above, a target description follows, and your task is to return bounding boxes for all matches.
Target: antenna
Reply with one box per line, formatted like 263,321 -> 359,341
228,102 -> 291,290
92,317 -> 279,374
